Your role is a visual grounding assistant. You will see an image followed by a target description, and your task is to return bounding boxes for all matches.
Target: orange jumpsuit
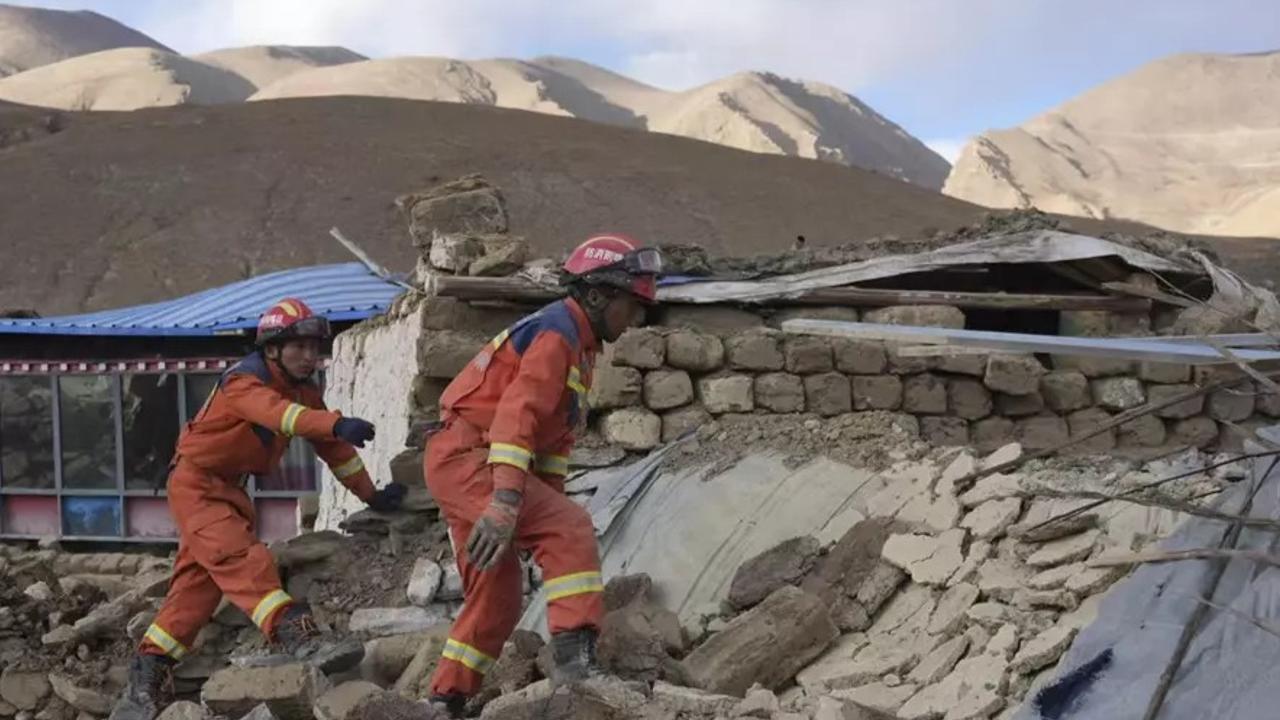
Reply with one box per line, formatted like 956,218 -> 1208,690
427,298 -> 604,698
139,352 -> 374,661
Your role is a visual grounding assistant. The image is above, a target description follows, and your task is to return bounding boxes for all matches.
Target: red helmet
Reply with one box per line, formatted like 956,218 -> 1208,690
562,234 -> 662,304
256,298 -> 331,346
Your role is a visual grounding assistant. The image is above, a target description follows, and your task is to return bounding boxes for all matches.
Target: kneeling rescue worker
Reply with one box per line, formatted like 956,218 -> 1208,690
111,298 -> 407,720
425,234 -> 662,715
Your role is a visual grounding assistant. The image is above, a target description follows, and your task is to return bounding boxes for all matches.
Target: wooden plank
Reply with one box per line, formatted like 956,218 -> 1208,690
779,319 -> 1280,365
1101,281 -> 1198,308
434,275 -> 1151,312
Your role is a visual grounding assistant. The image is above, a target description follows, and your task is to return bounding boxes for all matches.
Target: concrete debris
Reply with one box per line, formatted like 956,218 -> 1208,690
314,680 -> 383,720
1009,626 -> 1076,675
349,606 -> 450,637
729,536 -> 822,611
405,558 -> 444,607
882,530 -> 965,586
156,701 -> 212,720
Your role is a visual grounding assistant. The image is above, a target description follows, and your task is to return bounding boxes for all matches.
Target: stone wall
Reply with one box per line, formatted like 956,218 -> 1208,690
319,294 -> 1280,531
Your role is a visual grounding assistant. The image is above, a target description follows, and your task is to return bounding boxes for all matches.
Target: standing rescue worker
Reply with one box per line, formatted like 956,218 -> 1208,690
110,298 -> 407,720
424,235 -> 662,715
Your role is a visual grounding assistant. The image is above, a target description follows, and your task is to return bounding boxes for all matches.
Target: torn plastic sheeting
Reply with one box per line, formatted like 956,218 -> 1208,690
519,450 -> 890,637
657,230 -> 1196,304
1013,427 -> 1280,720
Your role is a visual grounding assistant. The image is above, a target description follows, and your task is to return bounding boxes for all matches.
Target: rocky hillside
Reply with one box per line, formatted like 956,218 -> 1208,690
0,2 -> 169,77
0,96 -> 984,315
0,4 -> 948,187
944,51 -> 1280,238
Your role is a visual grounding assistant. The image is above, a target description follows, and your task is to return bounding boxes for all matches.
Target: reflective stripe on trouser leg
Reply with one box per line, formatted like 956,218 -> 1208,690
544,571 -> 604,602
251,589 -> 294,630
142,623 -> 189,660
441,638 -> 497,675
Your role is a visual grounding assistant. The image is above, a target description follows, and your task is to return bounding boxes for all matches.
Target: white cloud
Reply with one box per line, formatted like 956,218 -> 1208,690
924,137 -> 970,164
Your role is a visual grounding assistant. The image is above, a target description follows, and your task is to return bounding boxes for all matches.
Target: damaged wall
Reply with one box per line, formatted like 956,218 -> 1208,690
318,295 -> 427,531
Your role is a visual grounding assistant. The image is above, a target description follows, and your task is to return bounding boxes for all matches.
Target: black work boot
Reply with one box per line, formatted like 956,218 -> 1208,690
550,627 -> 603,686
428,693 -> 468,718
108,654 -> 175,720
270,602 -> 365,674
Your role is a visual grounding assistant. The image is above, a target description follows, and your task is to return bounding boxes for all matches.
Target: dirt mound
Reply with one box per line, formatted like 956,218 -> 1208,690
195,45 -> 367,90
0,3 -> 170,77
945,51 -> 1280,239
0,47 -> 255,110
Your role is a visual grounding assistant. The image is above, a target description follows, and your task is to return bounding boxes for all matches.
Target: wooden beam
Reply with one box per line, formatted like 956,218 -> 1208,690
779,319 -> 1280,365
780,287 -> 1151,312
1101,281 -> 1198,308
432,275 -> 1152,312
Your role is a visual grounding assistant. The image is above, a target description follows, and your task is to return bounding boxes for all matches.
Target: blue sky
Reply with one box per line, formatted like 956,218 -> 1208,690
23,0 -> 1280,161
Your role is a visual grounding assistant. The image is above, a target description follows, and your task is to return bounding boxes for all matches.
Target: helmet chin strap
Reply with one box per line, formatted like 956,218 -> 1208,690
265,349 -> 312,385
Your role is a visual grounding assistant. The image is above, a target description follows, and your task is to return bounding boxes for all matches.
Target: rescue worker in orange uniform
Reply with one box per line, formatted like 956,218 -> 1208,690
424,234 -> 662,715
110,298 -> 406,720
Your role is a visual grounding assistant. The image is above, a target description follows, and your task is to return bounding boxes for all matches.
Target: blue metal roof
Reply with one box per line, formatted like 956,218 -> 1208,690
0,262 -> 406,337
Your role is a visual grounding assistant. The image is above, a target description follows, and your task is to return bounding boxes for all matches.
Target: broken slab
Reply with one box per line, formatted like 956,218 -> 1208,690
1025,530 -> 1101,568
958,473 -> 1022,509
1009,625 -> 1077,675
48,674 -> 112,716
650,682 -> 738,716
349,606 -> 450,637
830,681 -> 918,716
960,498 -> 1023,540
928,583 -> 980,636
683,586 -> 838,697
908,635 -> 970,686
882,529 -> 966,586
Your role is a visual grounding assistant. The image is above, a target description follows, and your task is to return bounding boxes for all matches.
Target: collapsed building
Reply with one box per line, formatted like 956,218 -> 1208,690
3,175 -> 1280,720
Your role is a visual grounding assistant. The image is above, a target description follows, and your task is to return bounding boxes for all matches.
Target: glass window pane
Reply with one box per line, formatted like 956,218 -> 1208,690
122,374 -> 180,490
0,376 -> 56,489
59,376 -> 118,490
184,374 -> 220,422
256,438 -> 319,492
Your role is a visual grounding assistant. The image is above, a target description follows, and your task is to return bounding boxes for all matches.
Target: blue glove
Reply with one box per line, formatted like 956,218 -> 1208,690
368,482 -> 407,513
334,417 -> 376,447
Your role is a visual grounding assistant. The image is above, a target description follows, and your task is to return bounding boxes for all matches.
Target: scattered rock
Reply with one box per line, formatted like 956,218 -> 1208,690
683,586 -> 838,697
0,668 -> 50,711
314,681 -> 382,720
729,536 -> 821,611
650,682 -> 737,716
47,674 -> 111,715
406,559 -> 443,607
156,701 -> 211,720
202,663 -> 328,720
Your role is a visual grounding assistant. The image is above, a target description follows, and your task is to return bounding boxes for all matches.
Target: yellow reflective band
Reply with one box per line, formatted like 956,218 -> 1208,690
251,589 -> 293,629
488,442 -> 532,471
566,366 -> 587,395
490,329 -> 511,349
544,571 -> 605,602
442,638 -> 496,674
332,456 -> 365,480
280,403 -> 307,436
536,454 -> 570,476
144,624 -> 188,660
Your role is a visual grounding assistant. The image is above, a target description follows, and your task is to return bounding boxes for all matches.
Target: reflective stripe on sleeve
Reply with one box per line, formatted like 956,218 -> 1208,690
280,403 -> 307,436
488,442 -> 533,471
331,456 -> 365,480
535,454 -> 570,476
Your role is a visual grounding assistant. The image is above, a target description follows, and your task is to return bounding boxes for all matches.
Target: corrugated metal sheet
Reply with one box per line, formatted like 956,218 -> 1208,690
0,263 -> 405,337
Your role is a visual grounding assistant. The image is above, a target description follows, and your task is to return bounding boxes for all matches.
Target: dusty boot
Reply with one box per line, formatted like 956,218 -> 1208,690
270,603 -> 365,674
108,654 -> 175,720
428,693 -> 467,718
550,627 -> 603,686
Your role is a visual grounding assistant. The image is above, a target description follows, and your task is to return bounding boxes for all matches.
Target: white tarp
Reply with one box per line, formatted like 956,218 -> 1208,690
519,449 -> 903,635
1013,427 -> 1280,719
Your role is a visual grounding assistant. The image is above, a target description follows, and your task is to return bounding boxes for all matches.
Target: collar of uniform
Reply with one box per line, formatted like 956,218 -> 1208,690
564,297 -> 599,352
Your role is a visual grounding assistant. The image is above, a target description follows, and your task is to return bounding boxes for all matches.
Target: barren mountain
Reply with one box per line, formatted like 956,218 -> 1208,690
0,96 -> 981,315
945,51 -> 1280,238
194,45 -> 367,90
0,47 -> 255,110
251,55 -> 950,187
0,2 -> 169,77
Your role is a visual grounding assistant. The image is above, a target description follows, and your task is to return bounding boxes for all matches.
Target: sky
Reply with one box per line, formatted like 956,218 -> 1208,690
22,0 -> 1280,162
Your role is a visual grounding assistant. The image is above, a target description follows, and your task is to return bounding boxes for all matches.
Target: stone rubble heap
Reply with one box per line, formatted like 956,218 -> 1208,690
0,438 -> 1247,720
